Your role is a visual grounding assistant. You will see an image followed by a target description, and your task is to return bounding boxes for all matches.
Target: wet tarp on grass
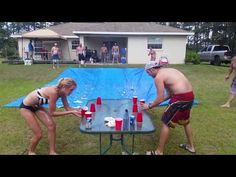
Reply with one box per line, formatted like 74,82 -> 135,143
4,68 -> 198,108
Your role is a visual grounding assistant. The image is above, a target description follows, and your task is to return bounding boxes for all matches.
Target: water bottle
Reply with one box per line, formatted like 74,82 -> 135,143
130,115 -> 135,131
85,118 -> 92,129
123,109 -> 129,130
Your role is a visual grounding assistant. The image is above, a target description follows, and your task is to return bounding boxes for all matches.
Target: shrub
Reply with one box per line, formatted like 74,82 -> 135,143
185,50 -> 200,64
1,47 -> 18,58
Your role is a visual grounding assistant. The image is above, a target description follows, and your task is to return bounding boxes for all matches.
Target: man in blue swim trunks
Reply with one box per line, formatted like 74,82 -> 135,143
51,43 -> 60,69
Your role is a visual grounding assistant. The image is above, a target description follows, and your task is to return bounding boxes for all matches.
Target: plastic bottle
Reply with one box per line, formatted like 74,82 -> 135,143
85,118 -> 92,129
123,109 -> 129,130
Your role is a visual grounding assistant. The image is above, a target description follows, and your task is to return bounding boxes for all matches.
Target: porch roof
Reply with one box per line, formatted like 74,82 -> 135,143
21,29 -> 64,39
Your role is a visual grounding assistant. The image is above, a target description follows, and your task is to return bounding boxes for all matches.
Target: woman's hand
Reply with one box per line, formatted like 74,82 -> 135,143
140,103 -> 149,110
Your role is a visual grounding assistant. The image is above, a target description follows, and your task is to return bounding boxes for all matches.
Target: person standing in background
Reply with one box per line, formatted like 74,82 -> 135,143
51,43 -> 60,69
112,42 -> 119,63
28,40 -> 34,61
76,44 -> 85,66
100,43 -> 108,63
221,54 -> 236,108
148,47 -> 156,61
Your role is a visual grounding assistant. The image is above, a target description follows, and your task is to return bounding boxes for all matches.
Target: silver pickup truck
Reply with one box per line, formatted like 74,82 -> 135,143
198,45 -> 231,65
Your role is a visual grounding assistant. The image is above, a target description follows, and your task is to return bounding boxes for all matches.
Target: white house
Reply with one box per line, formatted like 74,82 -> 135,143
13,22 -> 194,64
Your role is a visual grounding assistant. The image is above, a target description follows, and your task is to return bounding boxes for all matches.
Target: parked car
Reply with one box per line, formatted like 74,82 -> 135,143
198,45 -> 231,65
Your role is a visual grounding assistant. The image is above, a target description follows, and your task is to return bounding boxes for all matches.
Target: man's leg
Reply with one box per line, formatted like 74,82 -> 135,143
56,59 -> 59,68
103,54 -> 106,63
155,123 -> 170,154
52,59 -> 55,69
101,54 -> 104,63
221,93 -> 235,108
30,51 -> 33,61
183,123 -> 195,152
112,54 -> 114,63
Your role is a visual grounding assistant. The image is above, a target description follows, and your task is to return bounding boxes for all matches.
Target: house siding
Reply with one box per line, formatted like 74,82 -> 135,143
127,35 -> 187,64
128,36 -> 149,64
162,35 -> 187,64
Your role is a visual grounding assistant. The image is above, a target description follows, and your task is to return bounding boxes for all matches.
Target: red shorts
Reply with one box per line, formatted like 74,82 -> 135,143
161,91 -> 194,127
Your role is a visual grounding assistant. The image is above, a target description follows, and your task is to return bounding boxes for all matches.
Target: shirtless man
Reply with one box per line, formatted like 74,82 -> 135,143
148,47 -> 156,61
141,61 -> 196,155
112,42 -> 119,63
51,43 -> 60,69
100,43 -> 108,63
221,55 -> 236,108
76,44 -> 85,65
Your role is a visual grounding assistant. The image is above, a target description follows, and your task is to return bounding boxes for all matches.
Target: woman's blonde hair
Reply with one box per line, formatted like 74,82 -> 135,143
56,78 -> 77,89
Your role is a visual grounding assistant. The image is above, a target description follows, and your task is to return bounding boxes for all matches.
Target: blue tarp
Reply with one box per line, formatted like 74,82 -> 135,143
4,68 -> 198,108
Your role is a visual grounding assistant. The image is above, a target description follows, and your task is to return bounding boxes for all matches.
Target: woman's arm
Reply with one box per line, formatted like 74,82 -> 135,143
61,95 -> 81,116
48,94 -> 81,117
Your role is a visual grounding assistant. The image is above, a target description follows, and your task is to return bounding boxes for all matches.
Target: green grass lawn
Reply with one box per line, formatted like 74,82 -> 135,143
1,62 -> 236,155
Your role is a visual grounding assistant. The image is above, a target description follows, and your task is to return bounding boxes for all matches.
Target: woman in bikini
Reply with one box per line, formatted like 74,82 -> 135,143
19,78 -> 81,155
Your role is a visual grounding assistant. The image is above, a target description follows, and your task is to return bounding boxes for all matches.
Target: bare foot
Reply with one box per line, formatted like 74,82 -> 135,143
49,152 -> 58,155
220,104 -> 230,108
28,151 -> 37,155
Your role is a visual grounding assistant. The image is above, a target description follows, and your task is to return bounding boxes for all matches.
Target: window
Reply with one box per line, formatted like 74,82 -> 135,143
34,40 -> 42,53
200,47 -> 207,52
207,46 -> 212,51
213,46 -> 229,51
147,37 -> 162,49
71,40 -> 80,50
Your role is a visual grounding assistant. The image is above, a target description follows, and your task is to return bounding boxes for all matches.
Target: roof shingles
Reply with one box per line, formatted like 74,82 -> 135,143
47,22 -> 190,36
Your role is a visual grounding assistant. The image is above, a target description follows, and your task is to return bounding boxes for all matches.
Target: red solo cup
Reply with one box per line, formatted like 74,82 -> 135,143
90,103 -> 96,112
115,118 -> 123,130
132,104 -> 138,113
133,96 -> 138,104
85,111 -> 92,119
137,112 -> 143,122
139,99 -> 145,105
96,97 -> 102,105
81,106 -> 88,117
